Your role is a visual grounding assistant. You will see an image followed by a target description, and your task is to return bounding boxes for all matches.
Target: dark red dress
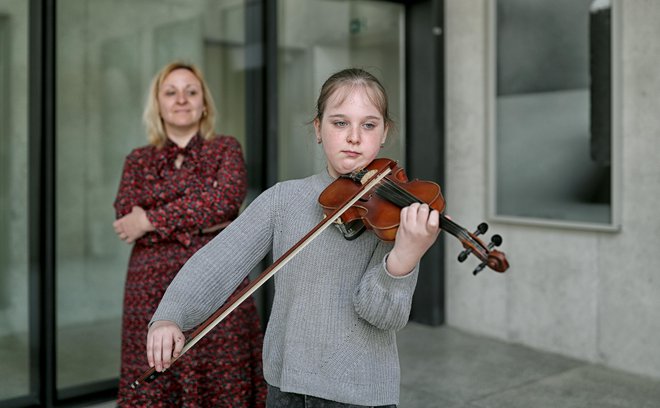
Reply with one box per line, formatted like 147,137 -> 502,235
114,134 -> 266,407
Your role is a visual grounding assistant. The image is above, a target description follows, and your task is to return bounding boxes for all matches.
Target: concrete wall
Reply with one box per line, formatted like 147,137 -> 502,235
444,0 -> 660,380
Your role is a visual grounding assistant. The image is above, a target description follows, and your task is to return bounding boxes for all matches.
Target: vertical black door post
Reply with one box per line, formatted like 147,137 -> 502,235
405,0 -> 445,325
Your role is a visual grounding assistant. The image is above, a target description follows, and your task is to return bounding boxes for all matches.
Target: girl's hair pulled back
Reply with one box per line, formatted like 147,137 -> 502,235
314,68 -> 394,130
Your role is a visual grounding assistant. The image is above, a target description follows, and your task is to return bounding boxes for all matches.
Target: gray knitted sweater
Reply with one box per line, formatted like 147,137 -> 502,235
151,171 -> 419,405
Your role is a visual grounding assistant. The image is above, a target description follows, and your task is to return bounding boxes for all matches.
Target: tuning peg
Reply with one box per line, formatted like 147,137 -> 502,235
476,222 -> 488,235
488,234 -> 502,250
458,223 -> 489,262
473,262 -> 486,276
457,249 -> 470,262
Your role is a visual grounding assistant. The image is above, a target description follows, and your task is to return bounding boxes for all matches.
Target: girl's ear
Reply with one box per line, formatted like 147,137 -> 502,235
381,123 -> 389,146
314,118 -> 322,143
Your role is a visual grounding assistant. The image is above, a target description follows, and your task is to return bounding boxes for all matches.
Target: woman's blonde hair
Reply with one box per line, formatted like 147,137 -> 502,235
143,61 -> 217,147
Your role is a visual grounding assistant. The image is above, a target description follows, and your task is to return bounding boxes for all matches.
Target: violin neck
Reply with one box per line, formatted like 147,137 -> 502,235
440,214 -> 488,258
440,214 -> 466,240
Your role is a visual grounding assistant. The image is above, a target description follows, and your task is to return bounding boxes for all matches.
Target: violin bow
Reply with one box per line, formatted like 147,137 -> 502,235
130,164 -> 394,389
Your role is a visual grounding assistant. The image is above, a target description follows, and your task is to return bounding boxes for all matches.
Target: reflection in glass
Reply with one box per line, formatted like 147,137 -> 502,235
55,0 -> 247,390
277,0 -> 405,181
493,0 -> 613,226
0,1 -> 30,401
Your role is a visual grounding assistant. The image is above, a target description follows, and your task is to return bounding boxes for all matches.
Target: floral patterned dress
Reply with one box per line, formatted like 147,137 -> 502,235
114,134 -> 266,407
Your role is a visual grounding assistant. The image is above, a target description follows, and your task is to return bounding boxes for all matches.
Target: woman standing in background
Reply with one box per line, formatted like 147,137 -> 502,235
113,61 -> 266,407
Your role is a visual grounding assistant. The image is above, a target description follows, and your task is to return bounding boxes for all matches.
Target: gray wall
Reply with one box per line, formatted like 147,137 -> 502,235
445,0 -> 660,380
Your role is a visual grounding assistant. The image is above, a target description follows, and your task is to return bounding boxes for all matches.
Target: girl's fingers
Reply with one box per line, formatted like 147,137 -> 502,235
428,209 -> 440,231
400,204 -> 440,239
161,335 -> 174,370
147,332 -> 154,368
152,334 -> 163,371
173,334 -> 185,358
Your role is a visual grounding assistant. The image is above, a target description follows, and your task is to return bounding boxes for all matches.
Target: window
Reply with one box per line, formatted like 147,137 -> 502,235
489,0 -> 620,230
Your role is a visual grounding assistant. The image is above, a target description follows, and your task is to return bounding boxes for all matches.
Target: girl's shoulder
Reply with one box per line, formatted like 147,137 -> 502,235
263,173 -> 332,207
243,172 -> 331,224
277,173 -> 330,192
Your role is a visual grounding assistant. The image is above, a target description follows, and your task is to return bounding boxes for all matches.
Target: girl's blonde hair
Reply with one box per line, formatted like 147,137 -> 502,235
143,61 -> 217,147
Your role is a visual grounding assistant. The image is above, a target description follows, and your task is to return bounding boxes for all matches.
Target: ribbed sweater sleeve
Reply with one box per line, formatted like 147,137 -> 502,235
353,250 -> 419,331
150,182 -> 275,331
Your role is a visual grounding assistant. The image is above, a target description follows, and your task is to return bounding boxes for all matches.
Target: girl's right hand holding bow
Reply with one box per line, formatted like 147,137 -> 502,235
147,320 -> 185,372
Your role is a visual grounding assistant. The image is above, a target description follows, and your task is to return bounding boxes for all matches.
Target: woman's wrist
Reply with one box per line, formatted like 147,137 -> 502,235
139,208 -> 156,233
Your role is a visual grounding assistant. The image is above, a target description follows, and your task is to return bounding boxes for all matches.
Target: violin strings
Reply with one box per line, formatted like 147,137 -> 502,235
375,179 -> 477,245
375,179 -> 414,207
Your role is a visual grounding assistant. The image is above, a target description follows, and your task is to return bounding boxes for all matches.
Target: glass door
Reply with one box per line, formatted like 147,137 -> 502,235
55,0 -> 250,394
0,0 -> 31,402
277,0 -> 405,181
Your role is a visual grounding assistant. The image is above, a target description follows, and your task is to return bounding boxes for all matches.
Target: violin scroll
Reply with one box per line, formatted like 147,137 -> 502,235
454,221 -> 509,275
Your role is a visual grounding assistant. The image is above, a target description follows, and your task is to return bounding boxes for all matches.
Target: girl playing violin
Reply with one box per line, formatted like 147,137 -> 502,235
147,68 -> 441,407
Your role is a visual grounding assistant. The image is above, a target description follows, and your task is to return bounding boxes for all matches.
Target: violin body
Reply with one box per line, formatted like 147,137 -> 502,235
319,158 -> 445,241
319,158 -> 509,274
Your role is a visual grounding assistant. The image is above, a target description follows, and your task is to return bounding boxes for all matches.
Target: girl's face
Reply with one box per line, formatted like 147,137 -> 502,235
314,87 -> 388,178
158,68 -> 205,137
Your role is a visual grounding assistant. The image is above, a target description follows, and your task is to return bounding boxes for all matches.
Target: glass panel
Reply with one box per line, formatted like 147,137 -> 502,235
0,0 -> 30,402
55,0 -> 247,390
277,0 -> 405,181
491,0 -> 617,229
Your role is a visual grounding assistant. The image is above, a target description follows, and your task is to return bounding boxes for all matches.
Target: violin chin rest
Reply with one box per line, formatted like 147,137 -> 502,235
334,219 -> 366,240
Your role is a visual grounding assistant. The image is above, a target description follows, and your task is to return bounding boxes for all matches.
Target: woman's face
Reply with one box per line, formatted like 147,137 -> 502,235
314,87 -> 388,178
158,68 -> 205,137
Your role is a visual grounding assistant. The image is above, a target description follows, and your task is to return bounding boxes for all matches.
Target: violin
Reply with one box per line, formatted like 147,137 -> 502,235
130,157 -> 508,389
319,158 -> 509,275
